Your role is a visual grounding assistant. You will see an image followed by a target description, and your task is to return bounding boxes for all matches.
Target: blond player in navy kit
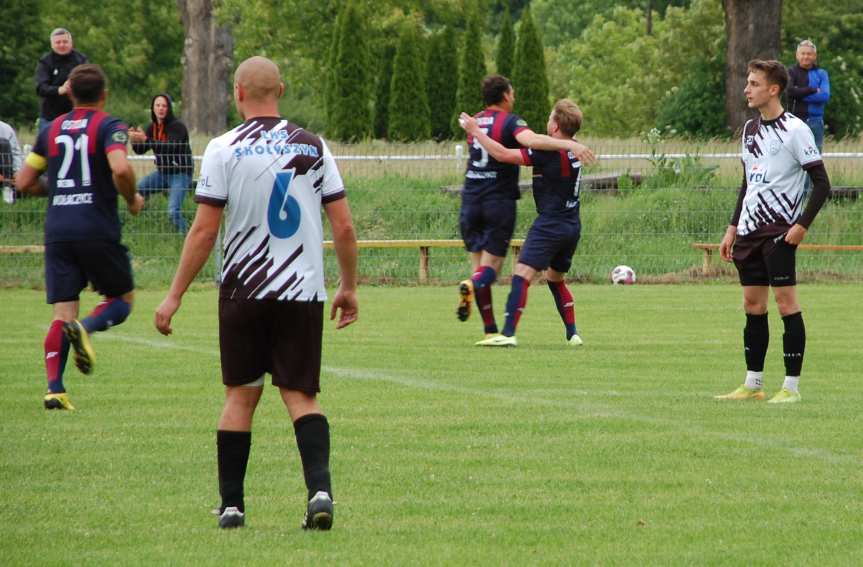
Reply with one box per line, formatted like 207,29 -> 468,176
715,60 -> 831,404
155,56 -> 358,529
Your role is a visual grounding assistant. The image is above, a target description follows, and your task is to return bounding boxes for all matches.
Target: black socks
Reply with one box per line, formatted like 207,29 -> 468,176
294,414 -> 332,500
217,430 -> 251,513
743,313 -> 769,372
782,312 -> 805,376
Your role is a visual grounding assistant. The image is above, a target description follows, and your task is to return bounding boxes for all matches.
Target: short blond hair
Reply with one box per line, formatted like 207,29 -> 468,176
552,99 -> 583,137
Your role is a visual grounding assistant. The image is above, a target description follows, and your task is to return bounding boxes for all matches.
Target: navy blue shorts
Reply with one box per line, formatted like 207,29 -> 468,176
459,199 -> 517,258
518,216 -> 581,273
45,240 -> 134,304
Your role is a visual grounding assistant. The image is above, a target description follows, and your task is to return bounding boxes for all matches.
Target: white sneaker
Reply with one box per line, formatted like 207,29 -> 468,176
218,506 -> 245,529
568,334 -> 584,347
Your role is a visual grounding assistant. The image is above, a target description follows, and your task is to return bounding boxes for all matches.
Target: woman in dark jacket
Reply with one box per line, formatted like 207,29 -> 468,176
129,93 -> 194,233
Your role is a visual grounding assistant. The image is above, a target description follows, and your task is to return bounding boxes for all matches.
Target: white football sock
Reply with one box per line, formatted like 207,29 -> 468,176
782,376 -> 800,393
744,371 -> 763,390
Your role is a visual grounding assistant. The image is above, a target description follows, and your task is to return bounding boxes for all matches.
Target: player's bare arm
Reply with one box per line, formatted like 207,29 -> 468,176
719,225 -> 736,262
106,149 -> 143,215
13,163 -> 48,196
155,203 -> 223,335
514,129 -> 596,165
324,198 -> 359,329
459,112 -> 524,165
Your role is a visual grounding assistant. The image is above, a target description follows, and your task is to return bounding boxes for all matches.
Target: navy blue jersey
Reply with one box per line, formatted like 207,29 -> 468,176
521,148 -> 582,220
463,110 -> 530,203
31,109 -> 129,244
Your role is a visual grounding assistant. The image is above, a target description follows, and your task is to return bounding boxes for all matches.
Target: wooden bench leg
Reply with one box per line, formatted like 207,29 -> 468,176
419,246 -> 429,284
703,249 -> 712,276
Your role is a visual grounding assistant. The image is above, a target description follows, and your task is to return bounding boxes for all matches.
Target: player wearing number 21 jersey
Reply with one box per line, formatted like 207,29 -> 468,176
15,64 -> 144,411
155,56 -> 358,531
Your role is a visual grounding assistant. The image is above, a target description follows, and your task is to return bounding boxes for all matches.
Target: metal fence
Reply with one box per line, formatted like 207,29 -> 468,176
1,138 -> 861,287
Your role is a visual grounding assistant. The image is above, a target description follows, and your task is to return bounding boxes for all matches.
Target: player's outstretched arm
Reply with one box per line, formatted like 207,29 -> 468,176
324,197 -> 359,329
107,150 -> 143,215
514,129 -> 596,165
458,112 -> 525,165
155,203 -> 223,335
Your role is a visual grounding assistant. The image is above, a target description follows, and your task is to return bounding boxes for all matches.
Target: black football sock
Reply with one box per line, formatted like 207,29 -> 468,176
217,430 -> 251,513
743,313 -> 769,372
782,312 -> 805,377
294,413 -> 332,500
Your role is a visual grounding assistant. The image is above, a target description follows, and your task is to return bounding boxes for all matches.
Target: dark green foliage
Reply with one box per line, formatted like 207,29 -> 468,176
512,5 -> 549,131
324,6 -> 345,135
427,27 -> 458,140
656,57 -> 729,138
496,4 -> 515,77
374,46 -> 396,139
331,0 -> 372,141
0,0 -> 42,128
452,4 -> 487,136
388,21 -> 431,141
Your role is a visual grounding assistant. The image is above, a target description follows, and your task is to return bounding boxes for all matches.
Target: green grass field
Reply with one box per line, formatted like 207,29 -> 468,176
1,285 -> 862,565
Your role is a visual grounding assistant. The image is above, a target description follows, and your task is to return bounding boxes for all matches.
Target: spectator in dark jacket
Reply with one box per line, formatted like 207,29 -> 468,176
786,40 -> 830,152
130,93 -> 194,233
35,28 -> 88,133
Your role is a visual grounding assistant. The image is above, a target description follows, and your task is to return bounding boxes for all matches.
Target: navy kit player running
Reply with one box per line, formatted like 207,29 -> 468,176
155,57 -> 358,530
457,75 -> 594,344
15,64 -> 143,410
715,60 -> 831,404
460,100 -> 586,347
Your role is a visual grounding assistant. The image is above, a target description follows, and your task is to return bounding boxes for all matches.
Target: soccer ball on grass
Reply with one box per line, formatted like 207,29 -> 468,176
610,265 -> 636,285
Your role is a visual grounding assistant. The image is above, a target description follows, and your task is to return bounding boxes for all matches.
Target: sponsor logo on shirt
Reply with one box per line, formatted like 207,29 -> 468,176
233,143 -> 319,159
52,192 -> 93,206
748,163 -> 771,184
61,118 -> 89,131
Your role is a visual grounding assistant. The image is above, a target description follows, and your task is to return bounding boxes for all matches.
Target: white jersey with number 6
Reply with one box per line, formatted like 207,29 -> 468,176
195,117 -> 345,302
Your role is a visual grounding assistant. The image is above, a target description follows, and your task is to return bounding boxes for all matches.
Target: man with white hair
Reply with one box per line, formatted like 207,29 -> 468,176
786,40 -> 830,153
35,28 -> 88,133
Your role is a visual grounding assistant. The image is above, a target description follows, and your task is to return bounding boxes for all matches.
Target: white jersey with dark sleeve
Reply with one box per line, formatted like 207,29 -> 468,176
737,112 -> 822,236
195,117 -> 345,301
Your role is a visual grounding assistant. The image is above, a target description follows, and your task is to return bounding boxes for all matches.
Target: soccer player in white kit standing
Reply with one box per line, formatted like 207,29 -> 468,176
155,56 -> 358,529
715,60 -> 831,404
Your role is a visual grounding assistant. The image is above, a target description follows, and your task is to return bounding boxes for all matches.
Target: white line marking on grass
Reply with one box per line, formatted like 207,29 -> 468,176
95,330 -> 861,467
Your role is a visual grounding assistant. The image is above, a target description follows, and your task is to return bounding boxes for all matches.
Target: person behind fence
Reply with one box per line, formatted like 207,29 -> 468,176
786,40 -> 830,153
455,74 -> 595,346
15,63 -> 145,411
715,59 -> 831,405
1,120 -> 23,202
128,93 -> 194,233
459,100 -> 586,348
154,56 -> 358,531
35,28 -> 88,134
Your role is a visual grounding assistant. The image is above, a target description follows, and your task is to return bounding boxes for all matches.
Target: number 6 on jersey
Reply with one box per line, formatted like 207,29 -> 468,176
267,170 -> 301,238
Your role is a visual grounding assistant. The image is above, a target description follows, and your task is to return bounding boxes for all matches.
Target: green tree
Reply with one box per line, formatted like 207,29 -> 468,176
331,0 -> 372,141
427,26 -> 458,140
512,5 -> 549,131
325,6 -> 346,134
388,21 -> 431,141
496,4 -> 515,77
0,0 -> 42,128
374,45 -> 396,139
453,4 -> 487,136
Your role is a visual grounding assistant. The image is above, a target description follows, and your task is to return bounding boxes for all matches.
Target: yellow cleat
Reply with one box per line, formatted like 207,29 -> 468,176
714,385 -> 765,401
767,388 -> 801,404
475,333 -> 517,347
44,392 -> 75,410
456,279 -> 474,322
63,320 -> 95,375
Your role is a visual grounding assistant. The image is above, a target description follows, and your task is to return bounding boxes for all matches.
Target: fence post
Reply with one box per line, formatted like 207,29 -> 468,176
419,246 -> 430,283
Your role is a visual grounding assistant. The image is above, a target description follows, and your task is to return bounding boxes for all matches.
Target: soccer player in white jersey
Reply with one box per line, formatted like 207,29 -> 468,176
716,59 -> 831,404
154,56 -> 358,529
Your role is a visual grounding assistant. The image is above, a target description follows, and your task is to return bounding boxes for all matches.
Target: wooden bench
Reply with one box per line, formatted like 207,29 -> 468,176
323,239 -> 525,283
0,240 -> 525,284
692,242 -> 863,276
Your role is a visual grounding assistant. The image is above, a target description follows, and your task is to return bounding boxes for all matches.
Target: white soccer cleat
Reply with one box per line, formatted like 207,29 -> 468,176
568,334 -> 584,347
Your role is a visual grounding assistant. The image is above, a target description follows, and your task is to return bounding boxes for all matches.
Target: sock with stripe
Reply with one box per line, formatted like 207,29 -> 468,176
217,430 -> 252,513
82,297 -> 131,333
547,280 -> 577,340
782,312 -> 805,388
502,275 -> 530,337
294,414 -> 332,500
44,319 -> 69,394
472,266 -> 498,334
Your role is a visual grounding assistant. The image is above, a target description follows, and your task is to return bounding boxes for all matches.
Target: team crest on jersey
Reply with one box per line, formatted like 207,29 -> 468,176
768,140 -> 781,155
112,131 -> 128,144
516,119 -> 528,128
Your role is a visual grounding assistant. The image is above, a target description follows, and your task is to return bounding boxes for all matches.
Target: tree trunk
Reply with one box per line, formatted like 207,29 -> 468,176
722,0 -> 782,133
177,0 -> 233,135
